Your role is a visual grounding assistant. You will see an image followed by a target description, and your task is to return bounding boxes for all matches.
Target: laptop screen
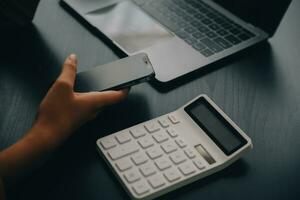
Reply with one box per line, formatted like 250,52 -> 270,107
213,0 -> 291,36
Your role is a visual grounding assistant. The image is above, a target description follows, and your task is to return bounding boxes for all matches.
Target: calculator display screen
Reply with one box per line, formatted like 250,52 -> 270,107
184,97 -> 247,155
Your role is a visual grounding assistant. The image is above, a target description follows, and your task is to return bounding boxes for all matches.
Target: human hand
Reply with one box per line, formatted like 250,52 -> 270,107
33,54 -> 129,148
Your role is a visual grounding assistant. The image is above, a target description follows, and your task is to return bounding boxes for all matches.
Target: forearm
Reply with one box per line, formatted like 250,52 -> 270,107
0,123 -> 58,179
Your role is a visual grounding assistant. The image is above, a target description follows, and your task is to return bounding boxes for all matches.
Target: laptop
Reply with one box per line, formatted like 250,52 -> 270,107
62,0 -> 291,82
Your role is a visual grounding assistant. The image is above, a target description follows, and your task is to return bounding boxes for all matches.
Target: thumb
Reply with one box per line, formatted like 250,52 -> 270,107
57,54 -> 77,88
81,89 -> 129,109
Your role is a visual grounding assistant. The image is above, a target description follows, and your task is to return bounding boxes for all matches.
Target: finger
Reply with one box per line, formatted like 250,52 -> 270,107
81,89 -> 129,109
57,54 -> 77,87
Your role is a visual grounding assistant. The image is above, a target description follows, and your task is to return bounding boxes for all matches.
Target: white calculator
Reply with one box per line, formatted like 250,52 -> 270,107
97,94 -> 252,200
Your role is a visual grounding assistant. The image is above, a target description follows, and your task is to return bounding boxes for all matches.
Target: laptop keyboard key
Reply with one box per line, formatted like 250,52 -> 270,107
192,32 -> 205,39
176,30 -> 189,39
200,38 -> 223,53
214,37 -> 233,49
190,20 -> 202,27
225,35 -> 242,45
220,23 -> 232,29
182,14 -> 194,21
237,33 -> 251,41
208,24 -> 220,31
185,38 -> 198,45
214,17 -> 226,24
198,26 -> 210,33
184,26 -> 197,34
194,13 -> 205,19
201,18 -> 213,25
229,28 -> 241,35
192,42 -> 206,51
200,49 -> 214,57
216,29 -> 229,36
206,32 -> 217,39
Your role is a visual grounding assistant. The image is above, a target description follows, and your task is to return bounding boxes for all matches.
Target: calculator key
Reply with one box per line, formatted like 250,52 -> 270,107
139,162 -> 157,177
178,161 -> 197,176
166,128 -> 178,138
115,132 -> 131,144
158,118 -> 170,128
138,135 -> 155,149
152,130 -> 169,143
161,140 -> 178,154
155,157 -> 172,170
124,169 -> 141,183
147,174 -> 166,189
184,148 -> 196,159
170,151 -> 187,165
115,158 -> 133,172
163,167 -> 181,182
132,180 -> 150,196
100,137 -> 117,150
144,121 -> 161,133
193,158 -> 206,170
175,138 -> 188,148
107,141 -> 139,160
131,152 -> 148,166
168,114 -> 180,124
130,127 -> 147,138
146,147 -> 163,159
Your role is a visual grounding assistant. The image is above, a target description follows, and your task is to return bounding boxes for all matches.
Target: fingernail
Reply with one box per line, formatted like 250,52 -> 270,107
69,54 -> 77,63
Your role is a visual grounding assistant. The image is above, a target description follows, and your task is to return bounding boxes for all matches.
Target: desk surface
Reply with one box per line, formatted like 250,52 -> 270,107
1,0 -> 300,200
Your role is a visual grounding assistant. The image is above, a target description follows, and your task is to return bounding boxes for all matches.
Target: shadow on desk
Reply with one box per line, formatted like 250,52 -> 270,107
0,25 -> 64,149
0,25 -> 63,90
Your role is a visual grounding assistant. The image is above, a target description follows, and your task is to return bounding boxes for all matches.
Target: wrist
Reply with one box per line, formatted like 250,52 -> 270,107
28,122 -> 68,151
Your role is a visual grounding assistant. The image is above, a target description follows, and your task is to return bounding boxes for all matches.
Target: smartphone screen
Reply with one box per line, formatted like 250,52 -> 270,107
74,53 -> 155,92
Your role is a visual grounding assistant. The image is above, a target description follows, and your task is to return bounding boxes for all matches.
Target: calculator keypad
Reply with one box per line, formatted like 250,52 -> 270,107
98,114 -> 208,198
144,122 -> 161,133
152,130 -> 169,143
115,132 -> 131,144
161,140 -> 178,154
169,151 -> 187,165
148,174 -> 166,189
130,127 -> 147,138
139,162 -> 157,177
107,141 -> 139,160
132,180 -> 150,195
163,167 -> 181,182
155,157 -> 172,171
138,135 -> 155,149
131,152 -> 148,166
115,158 -> 133,172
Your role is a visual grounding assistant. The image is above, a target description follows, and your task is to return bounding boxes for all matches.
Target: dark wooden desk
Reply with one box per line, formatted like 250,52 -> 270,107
1,0 -> 299,199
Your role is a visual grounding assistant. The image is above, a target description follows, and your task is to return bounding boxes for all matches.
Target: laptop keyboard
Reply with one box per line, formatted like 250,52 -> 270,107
133,0 -> 256,57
